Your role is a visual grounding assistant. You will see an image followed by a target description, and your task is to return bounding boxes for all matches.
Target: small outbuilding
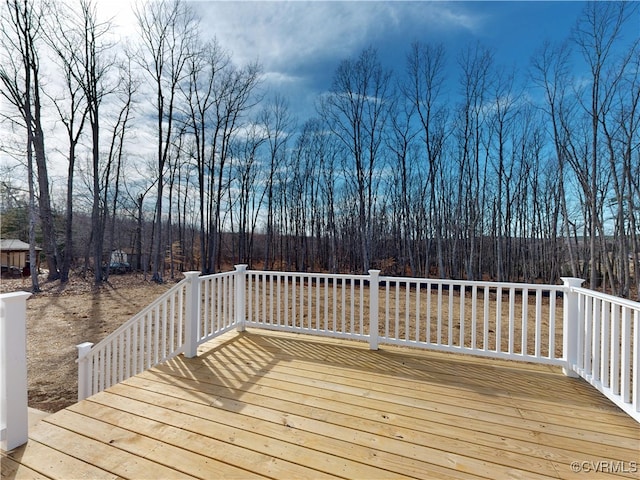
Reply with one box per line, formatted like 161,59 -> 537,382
0,238 -> 42,277
110,249 -> 128,264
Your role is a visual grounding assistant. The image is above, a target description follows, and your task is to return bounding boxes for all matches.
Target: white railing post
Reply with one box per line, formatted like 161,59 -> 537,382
1,291 -> 31,451
76,342 -> 94,401
235,265 -> 248,332
633,310 -> 639,416
183,271 -> 201,358
369,270 -> 381,350
562,277 -> 584,377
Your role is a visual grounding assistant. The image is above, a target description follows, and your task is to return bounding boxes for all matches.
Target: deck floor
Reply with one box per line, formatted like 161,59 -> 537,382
3,328 -> 639,479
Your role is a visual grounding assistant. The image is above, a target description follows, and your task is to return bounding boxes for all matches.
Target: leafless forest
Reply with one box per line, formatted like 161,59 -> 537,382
1,0 -> 639,299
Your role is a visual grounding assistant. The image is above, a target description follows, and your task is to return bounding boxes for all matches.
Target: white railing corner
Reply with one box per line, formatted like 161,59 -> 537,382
183,271 -> 201,358
369,270 -> 381,350
76,341 -> 94,401
0,291 -> 31,452
234,265 -> 248,332
561,277 -> 584,377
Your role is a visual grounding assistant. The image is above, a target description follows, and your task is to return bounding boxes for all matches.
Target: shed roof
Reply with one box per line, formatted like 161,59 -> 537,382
0,238 -> 42,251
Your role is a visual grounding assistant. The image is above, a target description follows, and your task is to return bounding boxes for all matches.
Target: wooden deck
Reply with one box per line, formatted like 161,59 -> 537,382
3,329 -> 639,479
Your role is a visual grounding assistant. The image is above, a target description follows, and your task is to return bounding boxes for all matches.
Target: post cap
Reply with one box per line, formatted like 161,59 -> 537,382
560,277 -> 585,288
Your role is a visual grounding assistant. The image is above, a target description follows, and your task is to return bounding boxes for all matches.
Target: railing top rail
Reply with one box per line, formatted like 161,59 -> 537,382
571,286 -> 640,310
245,269 -> 567,291
247,270 -> 370,280
86,278 -> 187,354
198,270 -> 239,281
378,275 -> 566,291
245,269 -> 565,290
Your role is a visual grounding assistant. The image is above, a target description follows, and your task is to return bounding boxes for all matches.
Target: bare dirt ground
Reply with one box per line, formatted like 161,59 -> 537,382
1,273 -> 174,413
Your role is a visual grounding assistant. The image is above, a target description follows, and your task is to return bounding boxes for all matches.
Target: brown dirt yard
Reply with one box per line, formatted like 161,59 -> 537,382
1,273 -> 174,413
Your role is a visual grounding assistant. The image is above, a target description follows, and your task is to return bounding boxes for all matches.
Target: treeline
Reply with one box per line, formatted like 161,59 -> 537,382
0,0 -> 638,299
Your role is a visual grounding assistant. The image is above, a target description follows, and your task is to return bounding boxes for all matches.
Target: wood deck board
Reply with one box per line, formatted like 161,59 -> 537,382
1,451 -> 54,480
115,374 -> 555,479
163,345 -> 638,448
141,370 -> 637,472
228,333 -> 630,409
141,358 -> 639,467
4,329 -> 639,480
42,409 -> 268,480
89,386 -> 430,480
143,347 -> 639,473
178,344 -> 632,431
27,422 -> 199,480
127,369 -> 567,478
229,335 -> 629,419
2,436 -> 119,480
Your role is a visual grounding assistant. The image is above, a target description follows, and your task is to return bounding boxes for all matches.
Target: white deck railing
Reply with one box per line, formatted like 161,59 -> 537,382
568,285 -> 640,422
244,270 -> 566,366
3,268 -> 638,451
76,279 -> 188,401
76,267 -> 245,401
72,267 -> 638,423
376,275 -> 566,365
246,270 -> 565,365
245,270 -> 372,340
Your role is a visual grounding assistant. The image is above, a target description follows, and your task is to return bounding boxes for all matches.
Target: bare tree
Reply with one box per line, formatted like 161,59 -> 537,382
134,0 -> 198,282
43,0 -> 91,282
486,66 -> 520,281
230,122 -> 266,267
209,62 -> 262,272
572,1 -> 637,290
60,0 -> 118,284
262,94 -> 293,270
531,40 -> 580,279
616,50 -> 640,298
180,39 -> 228,273
0,0 -> 59,285
103,57 -> 138,281
387,89 -> 419,275
320,47 -> 392,272
283,130 -> 307,270
305,119 -> 343,273
405,41 -> 448,278
453,43 -> 493,280
122,176 -> 155,273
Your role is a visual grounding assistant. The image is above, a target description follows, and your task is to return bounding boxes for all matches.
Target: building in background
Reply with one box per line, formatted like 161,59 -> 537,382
0,239 -> 41,278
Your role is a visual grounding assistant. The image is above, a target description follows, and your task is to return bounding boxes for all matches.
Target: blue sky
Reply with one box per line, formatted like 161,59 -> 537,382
184,1 -> 591,118
102,1 -> 597,119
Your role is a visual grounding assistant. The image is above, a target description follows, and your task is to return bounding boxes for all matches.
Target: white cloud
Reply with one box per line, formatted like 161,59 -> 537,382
262,71 -> 303,84
193,1 -> 485,71
189,1 -> 487,118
